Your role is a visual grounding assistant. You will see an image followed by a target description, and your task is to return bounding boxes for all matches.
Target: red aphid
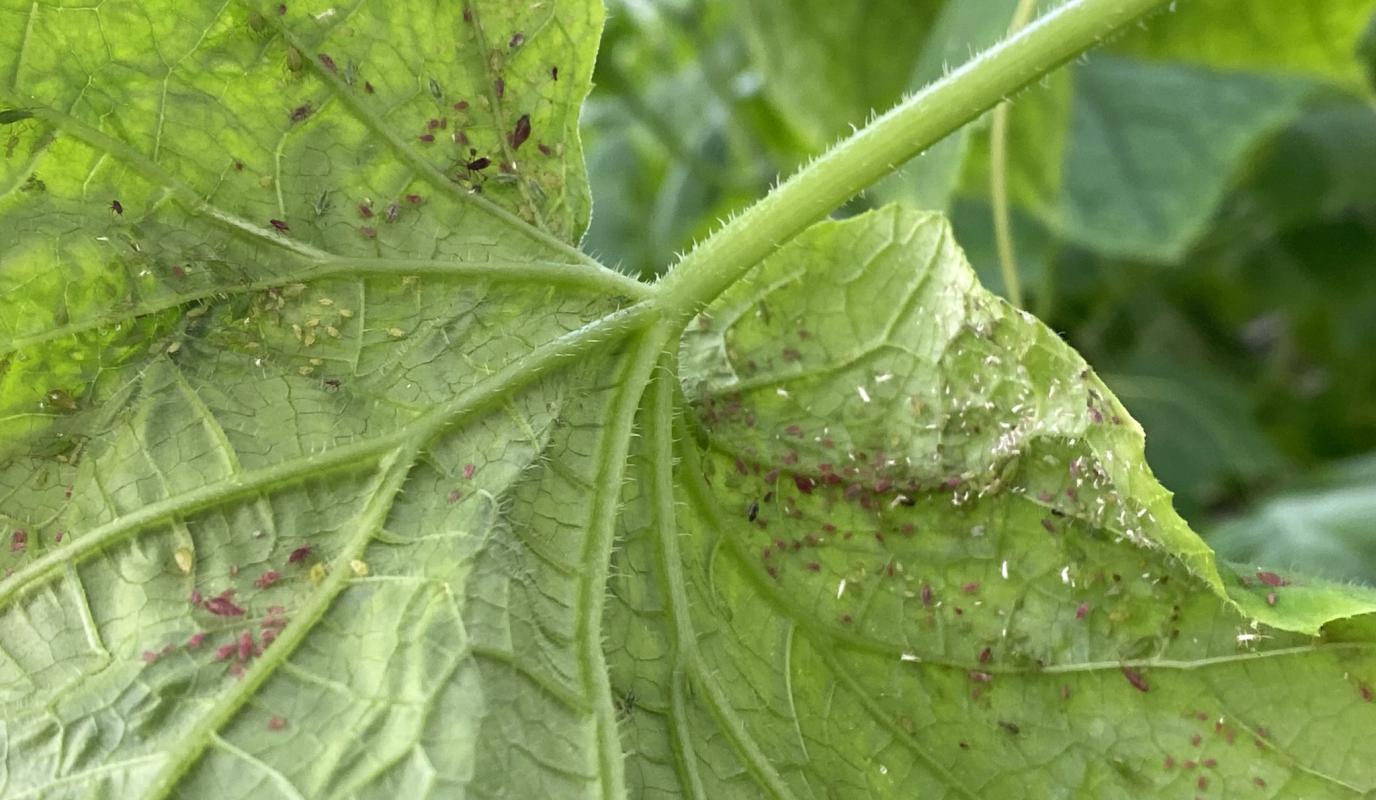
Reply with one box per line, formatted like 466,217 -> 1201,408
142,650 -> 159,663
269,219 -> 289,232
317,53 -> 337,72
427,118 -> 441,130
839,614 -> 853,625
190,590 -> 203,605
1121,666 -> 1149,693
288,545 -> 312,564
238,631 -> 254,660
187,632 -> 206,649
448,489 -> 462,503
215,643 -> 237,661
1075,602 -> 1090,620
961,582 -> 980,595
463,463 -> 476,480
10,530 -> 26,553
1257,571 -> 1288,587
454,101 -> 469,111
268,716 -> 288,731
360,226 -> 377,239
254,570 -> 281,589
171,265 -> 186,279
921,584 -> 934,607
418,133 -> 435,143
359,202 -> 374,218
406,194 -> 423,204
204,596 -> 245,617
538,143 -> 552,157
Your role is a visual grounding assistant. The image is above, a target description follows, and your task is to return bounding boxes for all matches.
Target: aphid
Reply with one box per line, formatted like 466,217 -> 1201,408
1196,776 -> 1208,791
268,716 -> 288,730
10,530 -> 27,553
1190,734 -> 1202,746
286,47 -> 304,72
364,81 -> 375,94
324,378 -> 342,391
288,544 -> 312,564
961,582 -> 980,595
1041,518 -> 1057,533
276,3 -> 286,15
254,570 -> 280,589
359,226 -> 376,239
805,562 -> 820,572
998,721 -> 1020,735
793,475 -> 815,494
1254,778 -> 1267,788
215,643 -> 237,661
174,548 -> 194,574
418,133 -> 435,143
747,501 -> 759,522
358,202 -> 374,218
1361,683 -> 1374,702
1163,756 -> 1175,770
385,203 -> 399,223
427,118 -> 441,130
110,199 -> 124,215
187,632 -> 206,649
839,613 -> 853,625
1121,666 -> 1149,693
551,66 -> 558,81
921,584 -> 934,607
290,104 -> 312,122
318,53 -> 337,73
269,218 -> 289,232
238,631 -> 254,660
493,78 -> 506,98
54,530 -> 64,543
509,32 -> 525,48
1266,592 -> 1277,606
204,596 -> 246,617
462,8 -> 472,23
1257,571 -> 1288,587
1201,758 -> 1216,768
463,463 -> 476,479
142,650 -> 159,664
448,489 -> 462,503
454,101 -> 469,111
190,590 -> 203,605
978,646 -> 992,664
171,265 -> 186,279
509,114 -> 531,149
429,78 -> 443,100
1075,602 -> 1090,619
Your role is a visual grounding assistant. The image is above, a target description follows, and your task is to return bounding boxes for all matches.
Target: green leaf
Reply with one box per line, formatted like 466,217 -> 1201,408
963,0 -> 1376,262
7,2 -> 1376,798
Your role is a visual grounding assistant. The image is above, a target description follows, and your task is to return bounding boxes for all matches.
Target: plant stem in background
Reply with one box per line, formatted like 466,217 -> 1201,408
655,0 -> 1174,325
990,0 -> 1041,309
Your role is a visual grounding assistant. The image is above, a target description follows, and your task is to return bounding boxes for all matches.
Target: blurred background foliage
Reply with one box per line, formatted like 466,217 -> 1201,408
580,0 -> 1376,584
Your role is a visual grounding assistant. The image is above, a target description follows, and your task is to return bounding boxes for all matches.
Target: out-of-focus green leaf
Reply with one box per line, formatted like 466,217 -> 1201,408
1212,456 -> 1376,586
962,0 -> 1376,262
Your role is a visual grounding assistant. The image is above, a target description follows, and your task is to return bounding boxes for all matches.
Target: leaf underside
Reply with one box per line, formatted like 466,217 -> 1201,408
5,2 -> 1376,800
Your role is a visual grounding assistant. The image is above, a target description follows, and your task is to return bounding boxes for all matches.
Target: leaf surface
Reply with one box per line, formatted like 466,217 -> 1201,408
5,2 -> 1376,799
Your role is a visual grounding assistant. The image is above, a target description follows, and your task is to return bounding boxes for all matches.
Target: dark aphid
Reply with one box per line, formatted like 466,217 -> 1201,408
494,78 -> 505,98
978,646 -> 992,664
364,81 -> 375,94
793,475 -> 815,495
1121,666 -> 1149,693
805,562 -> 820,572
324,378 -> 342,391
454,101 -> 469,111
204,596 -> 246,616
1075,601 -> 1090,619
537,143 -> 553,157
385,203 -> 399,223
269,218 -> 289,232
287,544 -> 312,564
510,114 -> 531,150
359,226 -> 376,239
747,501 -> 759,522
462,8 -> 472,23
839,614 -> 853,625
551,66 -> 558,81
427,118 -> 441,130
1361,683 -> 1374,702
406,194 -> 423,204
418,133 -> 435,143
276,3 -> 286,15
467,156 -> 492,172
318,53 -> 337,73
109,199 -> 124,215
921,583 -> 934,607
290,104 -> 312,122
359,202 -> 374,218
1190,734 -> 1202,746
997,721 -> 1020,735
509,32 -> 525,48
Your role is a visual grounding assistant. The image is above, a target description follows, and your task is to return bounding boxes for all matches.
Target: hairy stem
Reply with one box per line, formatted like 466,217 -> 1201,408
654,0 -> 1172,323
990,0 -> 1042,309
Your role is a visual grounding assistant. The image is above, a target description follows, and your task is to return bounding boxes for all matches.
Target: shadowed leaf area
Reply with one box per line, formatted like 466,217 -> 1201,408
4,1 -> 1376,799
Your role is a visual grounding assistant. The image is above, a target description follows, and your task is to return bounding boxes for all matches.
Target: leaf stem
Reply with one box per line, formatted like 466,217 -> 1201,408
653,0 -> 1172,323
990,0 -> 1042,309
